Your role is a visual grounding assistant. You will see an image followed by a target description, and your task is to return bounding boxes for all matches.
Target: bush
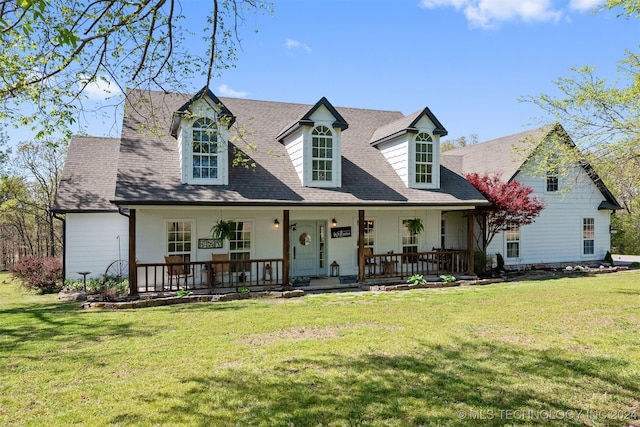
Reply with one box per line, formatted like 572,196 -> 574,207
63,274 -> 130,299
603,251 -> 614,265
10,256 -> 62,294
406,274 -> 426,285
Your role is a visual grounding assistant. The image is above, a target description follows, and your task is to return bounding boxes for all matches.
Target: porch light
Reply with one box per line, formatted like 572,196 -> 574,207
332,218 -> 337,227
274,219 -> 280,229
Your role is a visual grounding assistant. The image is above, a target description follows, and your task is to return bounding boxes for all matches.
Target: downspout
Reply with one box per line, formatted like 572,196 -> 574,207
53,213 -> 66,281
117,207 -> 137,296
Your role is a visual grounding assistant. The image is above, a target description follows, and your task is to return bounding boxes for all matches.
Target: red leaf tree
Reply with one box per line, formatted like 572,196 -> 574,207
466,172 -> 545,269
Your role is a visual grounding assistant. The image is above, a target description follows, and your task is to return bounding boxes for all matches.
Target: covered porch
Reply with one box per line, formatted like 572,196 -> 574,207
127,208 -> 476,295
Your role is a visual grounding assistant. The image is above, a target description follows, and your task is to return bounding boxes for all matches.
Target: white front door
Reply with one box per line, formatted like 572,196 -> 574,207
292,221 -> 322,277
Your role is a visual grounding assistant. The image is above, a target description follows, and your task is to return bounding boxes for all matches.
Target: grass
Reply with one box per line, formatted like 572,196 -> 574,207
1,271 -> 639,426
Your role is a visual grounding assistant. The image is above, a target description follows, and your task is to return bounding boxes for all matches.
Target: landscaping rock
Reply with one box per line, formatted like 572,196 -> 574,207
58,291 -> 87,301
282,289 -> 304,298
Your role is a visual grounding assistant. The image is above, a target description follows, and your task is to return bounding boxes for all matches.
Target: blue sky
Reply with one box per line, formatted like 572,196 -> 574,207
5,0 -> 639,146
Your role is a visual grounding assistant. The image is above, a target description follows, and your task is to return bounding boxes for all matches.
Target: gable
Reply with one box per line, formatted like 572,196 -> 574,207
371,107 -> 446,190
441,124 -> 621,210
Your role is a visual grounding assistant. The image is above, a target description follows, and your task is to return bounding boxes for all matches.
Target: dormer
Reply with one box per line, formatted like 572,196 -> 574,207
170,87 -> 236,185
277,97 -> 348,188
370,107 -> 447,190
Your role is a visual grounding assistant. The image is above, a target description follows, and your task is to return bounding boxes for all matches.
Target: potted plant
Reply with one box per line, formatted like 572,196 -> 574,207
211,219 -> 235,241
406,218 -> 424,235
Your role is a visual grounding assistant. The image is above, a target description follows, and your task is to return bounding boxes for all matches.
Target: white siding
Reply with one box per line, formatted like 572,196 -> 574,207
378,137 -> 409,186
65,212 -> 129,280
284,130 -> 305,185
487,163 -> 613,266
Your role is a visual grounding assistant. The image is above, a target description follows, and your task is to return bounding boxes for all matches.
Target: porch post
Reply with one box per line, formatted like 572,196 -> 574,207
358,209 -> 365,282
283,209 -> 290,287
466,209 -> 475,276
128,209 -> 137,295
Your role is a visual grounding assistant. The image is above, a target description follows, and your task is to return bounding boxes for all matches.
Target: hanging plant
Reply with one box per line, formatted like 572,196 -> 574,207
406,218 -> 424,235
211,219 -> 235,241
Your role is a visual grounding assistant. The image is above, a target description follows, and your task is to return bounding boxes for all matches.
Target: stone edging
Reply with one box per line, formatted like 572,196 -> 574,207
75,266 -> 631,310
80,289 -> 305,310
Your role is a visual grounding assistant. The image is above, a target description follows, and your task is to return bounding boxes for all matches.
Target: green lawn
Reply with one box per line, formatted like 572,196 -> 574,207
1,271 -> 639,426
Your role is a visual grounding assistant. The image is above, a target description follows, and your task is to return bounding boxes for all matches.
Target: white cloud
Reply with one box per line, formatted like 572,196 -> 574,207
216,84 -> 248,98
285,38 -> 312,53
569,0 -> 603,12
78,75 -> 123,100
420,0 -> 567,28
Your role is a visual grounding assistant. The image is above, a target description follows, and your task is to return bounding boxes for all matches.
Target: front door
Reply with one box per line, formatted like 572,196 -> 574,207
291,221 -> 323,277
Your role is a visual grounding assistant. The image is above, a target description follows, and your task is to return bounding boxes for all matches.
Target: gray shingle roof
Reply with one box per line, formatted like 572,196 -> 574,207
441,124 -> 621,210
53,136 -> 121,212
440,125 -> 553,179
72,88 -> 488,208
114,89 -> 486,207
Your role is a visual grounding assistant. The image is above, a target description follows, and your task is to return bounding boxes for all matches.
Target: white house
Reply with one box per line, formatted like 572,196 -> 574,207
53,87 -> 489,293
53,88 -> 618,293
441,124 -> 621,269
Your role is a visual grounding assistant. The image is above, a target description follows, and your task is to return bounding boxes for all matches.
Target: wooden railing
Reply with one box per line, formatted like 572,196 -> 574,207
363,250 -> 469,280
136,258 -> 284,293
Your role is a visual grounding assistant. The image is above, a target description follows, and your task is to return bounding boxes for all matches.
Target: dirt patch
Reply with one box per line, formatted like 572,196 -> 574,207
237,323 -> 403,346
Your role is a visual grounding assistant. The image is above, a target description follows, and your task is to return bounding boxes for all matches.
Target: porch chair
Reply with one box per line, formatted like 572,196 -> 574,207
211,253 -> 231,285
362,247 -> 377,276
164,255 -> 192,289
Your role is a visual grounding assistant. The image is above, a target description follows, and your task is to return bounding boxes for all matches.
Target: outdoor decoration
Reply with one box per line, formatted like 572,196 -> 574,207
406,218 -> 424,235
211,219 -> 235,242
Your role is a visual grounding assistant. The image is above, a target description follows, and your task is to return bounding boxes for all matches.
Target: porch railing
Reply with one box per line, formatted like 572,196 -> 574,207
363,250 -> 469,280
136,258 -> 284,293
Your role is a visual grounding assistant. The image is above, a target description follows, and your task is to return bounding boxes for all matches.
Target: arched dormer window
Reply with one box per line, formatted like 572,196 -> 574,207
192,117 -> 218,179
415,132 -> 434,184
312,125 -> 333,182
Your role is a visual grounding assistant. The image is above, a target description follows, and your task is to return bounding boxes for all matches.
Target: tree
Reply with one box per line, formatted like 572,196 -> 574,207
0,0 -> 272,140
466,172 -> 545,272
441,134 -> 478,152
13,140 -> 67,257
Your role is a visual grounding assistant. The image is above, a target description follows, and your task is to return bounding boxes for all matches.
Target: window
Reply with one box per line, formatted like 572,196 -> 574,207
229,221 -> 252,271
402,219 -> 418,263
546,166 -> 559,192
583,218 -> 595,255
363,220 -> 375,250
415,132 -> 433,184
167,221 -> 192,262
192,117 -> 218,180
312,125 -> 333,181
440,218 -> 446,249
506,223 -> 520,258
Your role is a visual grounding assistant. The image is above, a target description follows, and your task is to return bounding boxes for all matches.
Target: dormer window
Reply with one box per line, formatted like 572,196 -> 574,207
171,87 -> 234,186
415,132 -> 434,184
192,118 -> 218,180
371,106 -> 445,190
312,125 -> 333,182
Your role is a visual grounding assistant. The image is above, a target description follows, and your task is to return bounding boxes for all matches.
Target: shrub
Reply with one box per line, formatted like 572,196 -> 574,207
495,253 -> 505,272
603,251 -> 614,265
10,256 -> 62,294
406,274 -> 426,285
93,274 -> 130,300
63,274 -> 129,299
